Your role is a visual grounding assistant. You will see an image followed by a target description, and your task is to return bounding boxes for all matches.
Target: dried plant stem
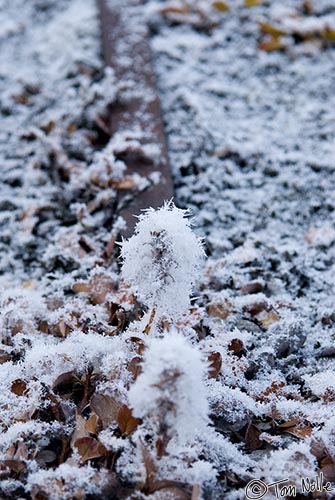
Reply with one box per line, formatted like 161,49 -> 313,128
143,307 -> 157,335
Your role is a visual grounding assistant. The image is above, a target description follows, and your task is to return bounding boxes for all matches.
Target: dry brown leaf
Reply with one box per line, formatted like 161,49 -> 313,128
85,414 -> 99,435
245,423 -> 262,450
278,418 -> 300,429
321,456 -> 335,482
73,273 -> 115,305
118,405 -> 141,435
228,338 -> 244,354
128,356 -> 143,380
71,415 -> 89,447
0,459 -> 25,476
243,301 -> 268,317
10,379 -> 27,397
240,282 -> 263,295
208,352 -> 222,378
72,282 -> 90,294
207,300 -> 233,320
90,393 -> 121,429
263,381 -> 285,398
53,371 -> 80,392
74,437 -> 108,462
112,176 -> 137,190
284,425 -> 313,439
140,440 -> 158,491
0,350 -> 11,364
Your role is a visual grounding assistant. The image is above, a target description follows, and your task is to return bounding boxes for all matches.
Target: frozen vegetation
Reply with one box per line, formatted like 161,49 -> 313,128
0,0 -> 334,499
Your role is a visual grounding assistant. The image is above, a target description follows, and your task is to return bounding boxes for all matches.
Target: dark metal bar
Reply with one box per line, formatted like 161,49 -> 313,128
98,0 -> 173,236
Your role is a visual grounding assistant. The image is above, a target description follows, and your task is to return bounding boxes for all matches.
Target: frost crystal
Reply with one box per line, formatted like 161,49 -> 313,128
121,202 -> 204,317
128,330 -> 209,444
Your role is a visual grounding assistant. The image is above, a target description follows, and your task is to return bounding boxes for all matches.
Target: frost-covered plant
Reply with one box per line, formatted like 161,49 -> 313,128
128,329 -> 209,447
121,201 -> 204,319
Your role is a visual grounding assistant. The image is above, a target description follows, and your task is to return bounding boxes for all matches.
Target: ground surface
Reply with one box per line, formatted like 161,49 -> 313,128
0,0 -> 335,499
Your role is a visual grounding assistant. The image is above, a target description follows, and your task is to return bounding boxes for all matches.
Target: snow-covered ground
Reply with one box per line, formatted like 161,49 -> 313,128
0,0 -> 334,498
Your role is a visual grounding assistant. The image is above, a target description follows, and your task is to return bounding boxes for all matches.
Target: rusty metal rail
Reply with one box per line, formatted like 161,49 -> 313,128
98,0 -> 173,236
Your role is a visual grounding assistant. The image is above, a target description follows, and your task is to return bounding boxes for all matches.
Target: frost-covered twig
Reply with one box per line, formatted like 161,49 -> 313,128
121,201 -> 204,321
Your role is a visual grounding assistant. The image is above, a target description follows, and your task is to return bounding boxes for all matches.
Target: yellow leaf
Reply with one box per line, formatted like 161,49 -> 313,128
258,37 -> 285,52
245,0 -> 262,7
212,1 -> 230,12
324,28 -> 335,41
259,22 -> 287,37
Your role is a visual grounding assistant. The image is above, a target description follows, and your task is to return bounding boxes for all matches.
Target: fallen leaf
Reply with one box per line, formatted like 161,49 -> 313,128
10,379 -> 27,396
90,394 -> 121,429
324,28 -> 335,41
284,426 -> 313,439
228,338 -> 244,354
0,459 -> 25,477
259,37 -> 286,52
278,418 -> 300,429
207,300 -> 233,320
85,414 -> 99,435
240,282 -> 263,295
259,310 -> 280,327
321,456 -> 335,482
243,301 -> 268,317
71,415 -> 89,447
212,1 -> 230,12
245,0 -> 262,6
74,437 -> 108,462
208,352 -> 222,378
259,22 -> 287,37
53,371 -> 80,393
117,405 -> 141,435
140,440 -> 158,491
245,423 -> 262,450
263,381 -> 285,398
128,356 -> 143,380
112,176 -> 137,190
